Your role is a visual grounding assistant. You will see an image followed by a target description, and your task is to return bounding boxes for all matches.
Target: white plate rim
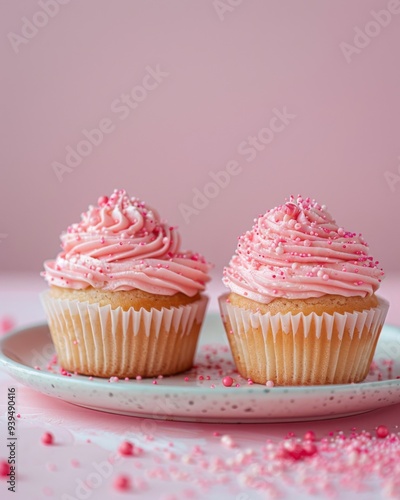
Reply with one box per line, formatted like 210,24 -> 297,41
1,319 -> 400,422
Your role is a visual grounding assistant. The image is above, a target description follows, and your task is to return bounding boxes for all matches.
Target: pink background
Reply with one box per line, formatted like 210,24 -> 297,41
1,0 -> 400,276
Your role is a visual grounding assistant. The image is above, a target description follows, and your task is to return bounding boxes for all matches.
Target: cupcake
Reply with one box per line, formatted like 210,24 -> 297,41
219,195 -> 389,386
41,189 -> 211,378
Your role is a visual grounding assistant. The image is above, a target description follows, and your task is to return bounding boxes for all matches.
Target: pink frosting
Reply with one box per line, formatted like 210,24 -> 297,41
43,189 -> 211,296
223,195 -> 384,303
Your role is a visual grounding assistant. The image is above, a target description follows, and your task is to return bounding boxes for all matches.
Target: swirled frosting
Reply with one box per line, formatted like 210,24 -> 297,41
223,195 -> 384,303
43,189 -> 211,295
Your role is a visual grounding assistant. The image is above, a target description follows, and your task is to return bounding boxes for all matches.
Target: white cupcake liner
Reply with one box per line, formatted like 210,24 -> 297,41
219,294 -> 389,385
41,291 -> 208,378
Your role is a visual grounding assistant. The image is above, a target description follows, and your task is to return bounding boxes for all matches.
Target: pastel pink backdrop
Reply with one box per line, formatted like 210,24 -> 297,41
1,0 -> 399,276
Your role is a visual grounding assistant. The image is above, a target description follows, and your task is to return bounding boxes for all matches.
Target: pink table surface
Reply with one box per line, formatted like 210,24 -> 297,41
0,272 -> 400,500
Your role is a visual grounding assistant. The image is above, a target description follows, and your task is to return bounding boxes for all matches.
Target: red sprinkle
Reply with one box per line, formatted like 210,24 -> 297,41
118,441 -> 134,456
284,442 -> 305,461
41,432 -> 54,445
97,195 -> 109,206
376,425 -> 389,439
304,430 -> 316,441
222,376 -> 233,387
113,474 -> 131,491
0,460 -> 10,477
302,442 -> 318,457
0,316 -> 15,334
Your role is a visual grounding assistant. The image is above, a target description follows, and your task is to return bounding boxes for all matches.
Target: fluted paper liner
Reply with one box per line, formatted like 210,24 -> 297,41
41,291 -> 208,378
219,294 -> 389,385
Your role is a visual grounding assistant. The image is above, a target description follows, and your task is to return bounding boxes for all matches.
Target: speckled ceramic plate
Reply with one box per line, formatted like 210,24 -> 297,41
0,314 -> 399,423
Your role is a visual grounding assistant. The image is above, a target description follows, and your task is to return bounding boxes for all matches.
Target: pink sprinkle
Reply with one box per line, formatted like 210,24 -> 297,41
285,202 -> 300,218
182,489 -> 197,499
118,441 -> 134,456
113,474 -> 131,491
266,380 -> 274,388
0,316 -> 15,334
97,195 -> 108,206
136,375 -> 142,381
322,274 -> 329,281
376,425 -> 389,438
165,451 -> 176,460
16,414 -> 20,419
222,376 -> 233,387
70,459 -> 80,468
41,432 -> 54,445
283,441 -> 305,460
302,442 -> 318,457
184,377 -> 189,382
304,430 -> 316,441
152,380 -> 158,385
221,435 -> 236,448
